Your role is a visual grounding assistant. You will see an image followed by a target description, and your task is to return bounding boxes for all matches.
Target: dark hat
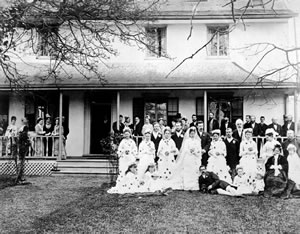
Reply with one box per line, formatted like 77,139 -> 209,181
37,117 -> 43,123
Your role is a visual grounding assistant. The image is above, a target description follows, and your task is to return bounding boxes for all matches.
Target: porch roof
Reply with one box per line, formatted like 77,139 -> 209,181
0,59 -> 296,91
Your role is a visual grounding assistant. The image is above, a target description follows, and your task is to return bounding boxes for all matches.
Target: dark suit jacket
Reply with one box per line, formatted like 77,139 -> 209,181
197,131 -> 211,166
258,123 -> 268,136
208,118 -> 219,133
265,155 -> 288,176
151,132 -> 162,155
244,122 -> 252,129
112,121 -> 125,134
198,172 -> 231,192
250,122 -> 259,136
171,132 -> 184,151
220,121 -> 235,136
131,122 -> 142,136
189,122 -> 197,128
223,137 -> 240,169
281,122 -> 295,136
232,129 -> 243,144
268,124 -> 282,136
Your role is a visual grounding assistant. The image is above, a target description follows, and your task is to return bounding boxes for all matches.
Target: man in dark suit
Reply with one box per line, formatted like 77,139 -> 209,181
189,114 -> 198,128
232,119 -> 244,145
172,122 -> 184,154
281,115 -> 295,137
250,115 -> 259,137
151,122 -> 162,163
223,127 -> 240,176
131,116 -> 142,137
208,112 -> 219,134
243,115 -> 252,129
196,121 -> 211,166
198,166 -> 239,195
220,117 -> 235,136
268,117 -> 282,136
258,116 -> 268,136
112,115 -> 125,134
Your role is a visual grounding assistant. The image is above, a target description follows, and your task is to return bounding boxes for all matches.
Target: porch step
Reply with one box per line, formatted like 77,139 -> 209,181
52,158 -> 118,176
82,154 -> 112,159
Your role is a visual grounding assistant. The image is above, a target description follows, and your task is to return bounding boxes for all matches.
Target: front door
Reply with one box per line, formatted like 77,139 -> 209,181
90,103 -> 111,154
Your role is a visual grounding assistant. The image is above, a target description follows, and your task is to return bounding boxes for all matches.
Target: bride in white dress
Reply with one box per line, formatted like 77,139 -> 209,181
172,127 -> 202,190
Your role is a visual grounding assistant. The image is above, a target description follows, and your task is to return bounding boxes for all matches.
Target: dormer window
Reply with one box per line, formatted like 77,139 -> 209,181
36,27 -> 58,57
145,27 -> 167,58
207,26 -> 229,57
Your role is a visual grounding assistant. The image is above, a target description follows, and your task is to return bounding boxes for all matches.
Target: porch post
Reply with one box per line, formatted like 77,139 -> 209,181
204,90 -> 208,132
117,91 -> 120,131
294,90 -> 298,136
59,91 -> 63,160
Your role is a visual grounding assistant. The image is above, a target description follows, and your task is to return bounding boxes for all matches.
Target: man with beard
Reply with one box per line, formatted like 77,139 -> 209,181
190,114 -> 198,128
250,115 -> 259,137
244,115 -> 251,129
232,119 -> 244,144
282,130 -> 300,157
268,117 -> 282,136
208,112 -> 219,134
223,128 -> 240,177
220,117 -> 235,136
281,115 -> 295,137
196,121 -> 211,166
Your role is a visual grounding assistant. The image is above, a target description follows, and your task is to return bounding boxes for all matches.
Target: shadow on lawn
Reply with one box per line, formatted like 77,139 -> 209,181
26,184 -> 300,233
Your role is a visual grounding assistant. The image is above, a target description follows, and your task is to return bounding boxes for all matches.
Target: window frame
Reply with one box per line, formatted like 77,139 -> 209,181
206,25 -> 229,57
145,26 -> 167,58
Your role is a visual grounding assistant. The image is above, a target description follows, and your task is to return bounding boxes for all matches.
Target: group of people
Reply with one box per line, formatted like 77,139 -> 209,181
3,115 -> 69,158
108,113 -> 300,198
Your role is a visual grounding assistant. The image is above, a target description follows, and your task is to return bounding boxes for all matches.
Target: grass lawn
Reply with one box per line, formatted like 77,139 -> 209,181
0,176 -> 300,233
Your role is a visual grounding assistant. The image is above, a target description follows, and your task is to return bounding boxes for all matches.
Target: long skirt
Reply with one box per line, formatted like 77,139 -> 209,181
264,170 -> 288,197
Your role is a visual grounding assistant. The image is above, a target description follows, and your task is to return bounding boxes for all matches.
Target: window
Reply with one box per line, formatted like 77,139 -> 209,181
145,27 -> 166,57
133,97 -> 178,125
207,26 -> 229,57
36,27 -> 58,57
196,98 -> 204,121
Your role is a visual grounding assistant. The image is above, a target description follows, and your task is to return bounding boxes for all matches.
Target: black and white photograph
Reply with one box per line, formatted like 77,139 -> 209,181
0,0 -> 300,233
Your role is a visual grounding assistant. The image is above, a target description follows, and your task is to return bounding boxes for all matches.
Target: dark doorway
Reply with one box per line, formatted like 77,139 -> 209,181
90,102 -> 111,154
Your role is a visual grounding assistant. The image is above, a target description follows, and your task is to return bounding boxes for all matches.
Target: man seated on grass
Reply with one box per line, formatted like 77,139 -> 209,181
198,166 -> 243,197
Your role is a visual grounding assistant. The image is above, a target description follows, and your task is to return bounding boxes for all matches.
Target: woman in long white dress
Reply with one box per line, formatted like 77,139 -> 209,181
239,128 -> 258,177
172,127 -> 202,190
137,129 -> 155,179
157,127 -> 178,181
117,128 -> 138,176
260,128 -> 280,163
287,144 -> 300,189
207,129 -> 232,183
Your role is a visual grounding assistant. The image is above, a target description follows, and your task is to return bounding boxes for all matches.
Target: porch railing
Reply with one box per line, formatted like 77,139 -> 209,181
0,135 -> 59,158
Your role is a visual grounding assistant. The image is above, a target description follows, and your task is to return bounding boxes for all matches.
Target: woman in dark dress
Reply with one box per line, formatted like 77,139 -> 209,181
264,144 -> 290,198
43,115 -> 54,156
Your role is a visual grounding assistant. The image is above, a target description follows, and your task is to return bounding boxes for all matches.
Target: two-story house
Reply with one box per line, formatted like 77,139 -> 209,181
0,0 -> 298,175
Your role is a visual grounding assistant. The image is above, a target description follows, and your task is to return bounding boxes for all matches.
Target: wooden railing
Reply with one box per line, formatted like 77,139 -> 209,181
0,135 -> 60,158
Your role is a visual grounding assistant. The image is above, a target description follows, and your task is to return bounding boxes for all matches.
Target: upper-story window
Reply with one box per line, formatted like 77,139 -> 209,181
145,27 -> 167,58
36,27 -> 58,57
207,26 -> 229,57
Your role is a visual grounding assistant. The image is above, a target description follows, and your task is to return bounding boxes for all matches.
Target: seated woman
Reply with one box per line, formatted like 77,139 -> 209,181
239,128 -> 258,178
287,144 -> 300,190
172,127 -> 202,190
264,144 -> 290,198
117,127 -> 138,177
108,163 -> 145,194
207,129 -> 232,183
233,165 -> 253,195
137,129 -> 156,179
157,127 -> 178,181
